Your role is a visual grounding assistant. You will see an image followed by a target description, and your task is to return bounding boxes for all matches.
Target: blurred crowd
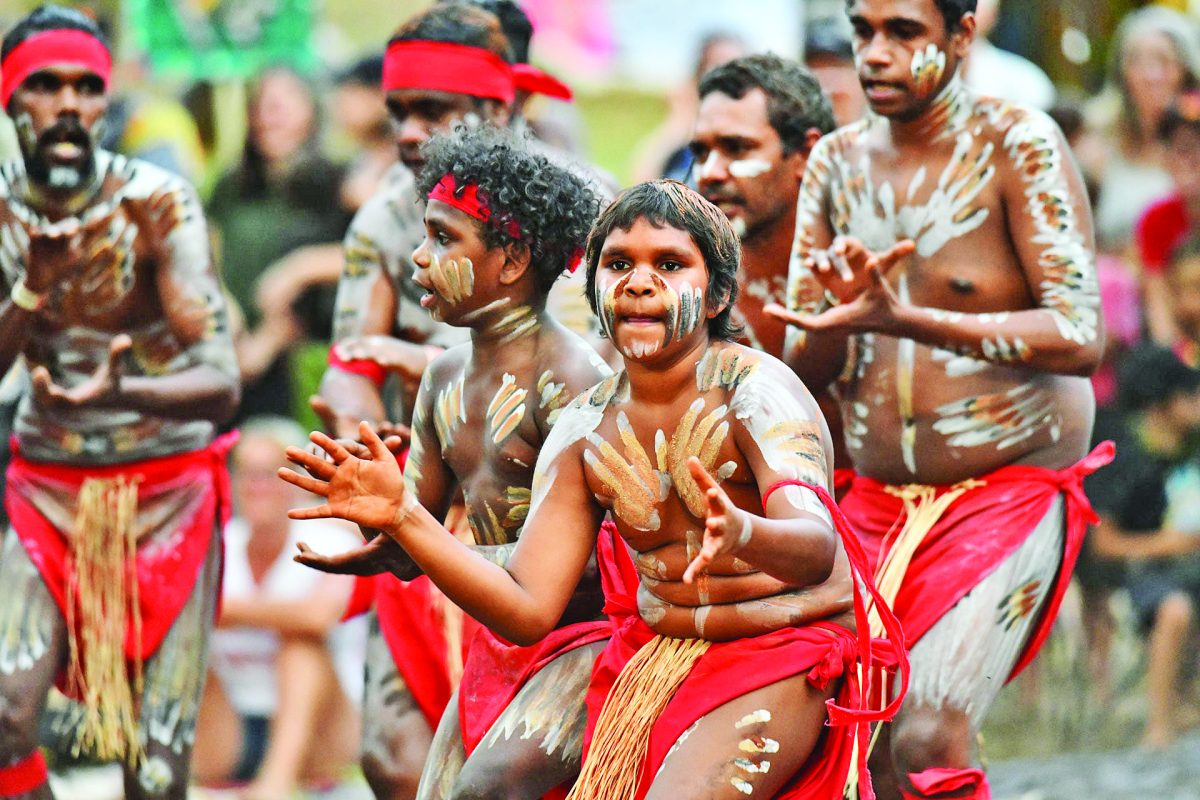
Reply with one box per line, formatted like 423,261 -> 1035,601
4,0 -> 1200,795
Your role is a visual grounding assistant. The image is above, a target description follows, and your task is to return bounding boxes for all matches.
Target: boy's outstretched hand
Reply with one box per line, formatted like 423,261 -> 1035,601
280,421 -> 416,532
682,456 -> 750,585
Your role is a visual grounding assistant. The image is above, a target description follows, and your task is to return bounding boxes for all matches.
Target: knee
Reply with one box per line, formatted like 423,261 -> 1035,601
890,705 -> 973,781
1155,592 -> 1195,633
362,751 -> 421,800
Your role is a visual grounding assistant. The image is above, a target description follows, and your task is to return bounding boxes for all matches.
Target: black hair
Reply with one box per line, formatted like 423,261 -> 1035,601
335,54 -> 384,87
698,54 -> 836,153
805,16 -> 854,62
845,0 -> 976,33
390,2 -> 512,62
1118,343 -> 1200,412
463,0 -> 532,63
584,181 -> 742,341
2,4 -> 108,63
416,125 -> 602,292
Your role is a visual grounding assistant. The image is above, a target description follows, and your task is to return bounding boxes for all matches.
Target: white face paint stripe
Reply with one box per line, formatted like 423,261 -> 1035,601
698,150 -> 721,180
728,159 -> 772,179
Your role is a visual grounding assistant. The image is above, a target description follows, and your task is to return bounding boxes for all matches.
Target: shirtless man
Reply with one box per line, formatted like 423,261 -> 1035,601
765,1 -> 1111,797
0,6 -> 238,798
302,125 -> 612,799
285,181 -> 906,800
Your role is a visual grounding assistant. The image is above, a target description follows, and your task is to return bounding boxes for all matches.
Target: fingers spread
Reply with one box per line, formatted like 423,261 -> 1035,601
278,466 -> 329,496
288,503 -> 333,520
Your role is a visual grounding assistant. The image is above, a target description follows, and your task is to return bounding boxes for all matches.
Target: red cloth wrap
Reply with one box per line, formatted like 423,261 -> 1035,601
839,442 -> 1114,681
382,40 -> 514,104
328,344 -> 386,388
0,29 -> 112,106
457,522 -> 630,756
512,63 -> 573,100
0,751 -> 48,796
3,433 -> 237,694
583,485 -> 908,800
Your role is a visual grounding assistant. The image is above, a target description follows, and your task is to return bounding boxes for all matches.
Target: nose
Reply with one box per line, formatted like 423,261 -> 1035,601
412,238 -> 431,270
695,150 -> 728,187
395,116 -> 427,148
622,266 -> 655,297
859,34 -> 892,71
56,83 -> 81,115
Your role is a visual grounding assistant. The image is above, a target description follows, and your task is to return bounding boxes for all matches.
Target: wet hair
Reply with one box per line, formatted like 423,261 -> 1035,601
390,2 -> 512,62
845,0 -> 976,33
698,53 -> 836,153
584,180 -> 742,341
2,4 -> 109,63
417,125 -> 603,292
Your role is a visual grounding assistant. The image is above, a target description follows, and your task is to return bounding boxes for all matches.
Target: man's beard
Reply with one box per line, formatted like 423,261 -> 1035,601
19,115 -> 98,193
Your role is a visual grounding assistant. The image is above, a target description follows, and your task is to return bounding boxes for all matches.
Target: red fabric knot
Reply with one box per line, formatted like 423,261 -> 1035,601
512,63 -> 573,100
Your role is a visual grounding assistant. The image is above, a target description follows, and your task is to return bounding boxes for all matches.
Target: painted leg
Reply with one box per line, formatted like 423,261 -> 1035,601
450,640 -> 605,800
1143,591 -> 1194,750
643,671 -> 837,800
414,691 -> 464,800
362,616 -> 433,800
0,530 -> 66,800
123,528 -> 220,800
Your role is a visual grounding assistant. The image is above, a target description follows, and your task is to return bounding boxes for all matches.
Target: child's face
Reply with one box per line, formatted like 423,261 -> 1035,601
593,217 -> 716,363
1169,255 -> 1200,340
412,200 -> 506,325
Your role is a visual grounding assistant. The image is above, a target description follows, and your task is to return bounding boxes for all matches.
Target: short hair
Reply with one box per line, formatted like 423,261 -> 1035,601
583,181 -> 742,341
698,54 -> 836,153
845,0 -> 977,33
2,4 -> 109,64
390,2 -> 512,62
463,0 -> 532,63
335,53 -> 384,87
416,125 -> 603,292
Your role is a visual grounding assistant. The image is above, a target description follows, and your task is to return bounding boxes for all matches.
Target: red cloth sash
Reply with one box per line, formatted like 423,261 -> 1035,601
839,442 -> 1114,681
3,433 -> 236,691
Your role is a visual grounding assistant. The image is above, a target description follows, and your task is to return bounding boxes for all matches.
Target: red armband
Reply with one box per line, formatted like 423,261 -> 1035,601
329,345 -> 386,388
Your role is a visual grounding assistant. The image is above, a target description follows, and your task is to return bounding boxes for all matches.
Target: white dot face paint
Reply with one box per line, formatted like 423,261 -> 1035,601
728,158 -> 772,179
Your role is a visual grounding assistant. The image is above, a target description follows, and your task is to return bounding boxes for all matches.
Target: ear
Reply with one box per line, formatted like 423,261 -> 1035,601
950,13 -> 977,59
789,127 -> 825,181
498,240 -> 533,286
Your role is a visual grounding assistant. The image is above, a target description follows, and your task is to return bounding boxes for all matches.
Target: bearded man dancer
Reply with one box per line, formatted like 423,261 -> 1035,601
0,6 -> 239,799
301,124 -> 614,799
765,1 -> 1112,798
285,180 -> 908,800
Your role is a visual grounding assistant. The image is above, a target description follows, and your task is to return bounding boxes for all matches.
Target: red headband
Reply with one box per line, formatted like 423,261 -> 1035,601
383,40 -> 515,104
512,63 -> 573,101
1,29 -> 111,107
428,173 -> 521,238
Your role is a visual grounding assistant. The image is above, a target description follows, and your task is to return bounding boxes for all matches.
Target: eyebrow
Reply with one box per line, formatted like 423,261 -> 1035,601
600,244 -> 695,261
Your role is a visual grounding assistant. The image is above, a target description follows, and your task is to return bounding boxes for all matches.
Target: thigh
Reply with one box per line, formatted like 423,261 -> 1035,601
902,494 -> 1066,731
644,671 -> 836,800
416,690 -> 465,800
453,640 -> 606,798
363,615 -> 436,794
125,526 -> 221,800
0,527 -> 67,757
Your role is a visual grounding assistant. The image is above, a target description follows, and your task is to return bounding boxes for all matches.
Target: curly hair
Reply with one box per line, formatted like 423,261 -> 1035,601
417,125 -> 603,292
699,54 -> 836,153
845,0 -> 976,32
584,181 -> 742,341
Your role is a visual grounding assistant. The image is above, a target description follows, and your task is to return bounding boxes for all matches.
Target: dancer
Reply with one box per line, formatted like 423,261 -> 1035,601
285,181 -> 905,799
767,1 -> 1111,797
0,6 -> 239,797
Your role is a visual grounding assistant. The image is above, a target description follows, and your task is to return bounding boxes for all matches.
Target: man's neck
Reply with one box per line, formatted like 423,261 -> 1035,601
883,73 -> 971,147
625,335 -> 711,406
739,208 -> 796,279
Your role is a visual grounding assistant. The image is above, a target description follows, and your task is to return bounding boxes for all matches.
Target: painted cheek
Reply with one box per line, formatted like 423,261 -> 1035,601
697,149 -> 721,181
910,43 -> 947,97
728,158 -> 772,179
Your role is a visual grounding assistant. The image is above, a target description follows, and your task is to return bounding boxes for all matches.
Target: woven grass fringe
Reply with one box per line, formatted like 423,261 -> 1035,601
566,634 -> 710,800
65,475 -> 144,766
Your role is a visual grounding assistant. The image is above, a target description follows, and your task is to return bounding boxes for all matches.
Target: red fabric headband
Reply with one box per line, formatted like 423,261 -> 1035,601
428,173 -> 521,238
512,63 -> 573,101
0,29 -> 111,107
383,40 -> 515,104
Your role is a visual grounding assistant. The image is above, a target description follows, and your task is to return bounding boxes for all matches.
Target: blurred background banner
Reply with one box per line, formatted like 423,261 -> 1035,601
126,0 -> 316,80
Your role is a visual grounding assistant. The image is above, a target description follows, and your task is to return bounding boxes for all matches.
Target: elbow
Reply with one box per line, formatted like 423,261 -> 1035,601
503,610 -> 557,647
795,527 -> 838,587
212,377 -> 241,424
1064,341 -> 1104,377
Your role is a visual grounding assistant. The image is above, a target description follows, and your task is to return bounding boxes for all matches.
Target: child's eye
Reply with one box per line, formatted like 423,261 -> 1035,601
607,260 -> 630,271
436,231 -> 452,246
661,261 -> 683,272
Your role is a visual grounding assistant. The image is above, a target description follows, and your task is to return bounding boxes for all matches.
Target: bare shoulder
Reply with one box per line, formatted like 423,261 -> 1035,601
112,151 -> 197,205
811,119 -> 870,166
540,323 -> 613,389
973,98 -> 1067,161
697,341 -> 817,411
425,341 -> 470,384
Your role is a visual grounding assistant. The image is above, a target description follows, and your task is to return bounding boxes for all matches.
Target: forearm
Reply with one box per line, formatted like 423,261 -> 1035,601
734,512 -> 838,587
891,303 -> 1103,376
0,300 -> 35,379
116,364 -> 239,422
318,368 -> 387,429
388,504 -> 557,644
218,596 -> 345,638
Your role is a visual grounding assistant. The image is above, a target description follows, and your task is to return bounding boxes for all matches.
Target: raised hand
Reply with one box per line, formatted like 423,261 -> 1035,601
294,534 -> 422,580
121,189 -> 180,266
799,237 -> 914,306
31,334 -> 130,408
22,206 -> 121,294
334,335 -> 429,383
682,457 -> 750,585
281,421 -> 416,532
765,255 -> 908,337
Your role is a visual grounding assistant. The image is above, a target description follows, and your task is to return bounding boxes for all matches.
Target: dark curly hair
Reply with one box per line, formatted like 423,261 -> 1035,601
584,181 -> 742,341
846,0 -> 976,32
417,125 -> 603,292
699,54 -> 836,153
390,2 -> 512,61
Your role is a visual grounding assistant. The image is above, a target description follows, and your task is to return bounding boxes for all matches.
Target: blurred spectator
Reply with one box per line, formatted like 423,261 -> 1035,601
1136,90 -> 1200,345
192,417 -> 365,798
804,16 -> 866,126
629,31 -> 747,183
1167,236 -> 1200,367
333,54 -> 395,213
207,66 -> 351,424
1081,5 -> 1200,256
962,0 -> 1055,110
1088,344 -> 1200,749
